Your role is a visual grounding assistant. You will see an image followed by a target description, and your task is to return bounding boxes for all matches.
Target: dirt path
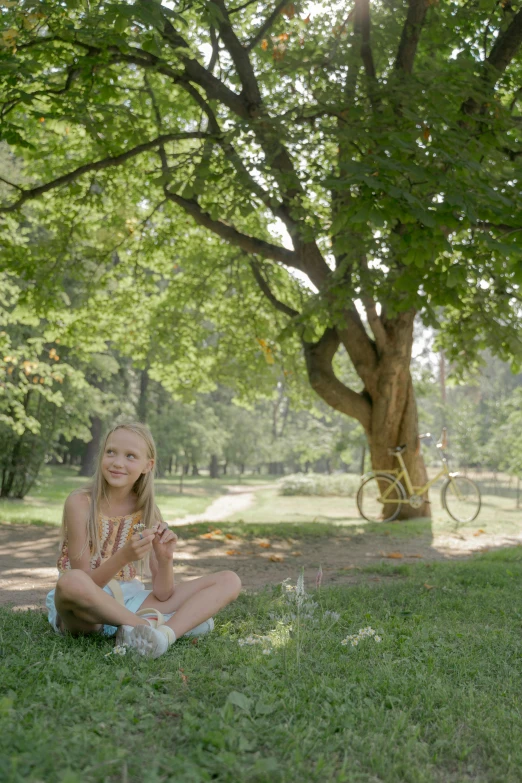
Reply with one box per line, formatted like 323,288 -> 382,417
2,482 -> 521,611
3,517 -> 516,612
166,484 -> 266,525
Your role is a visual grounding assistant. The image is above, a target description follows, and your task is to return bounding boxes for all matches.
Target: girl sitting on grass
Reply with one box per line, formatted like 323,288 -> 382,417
46,421 -> 241,658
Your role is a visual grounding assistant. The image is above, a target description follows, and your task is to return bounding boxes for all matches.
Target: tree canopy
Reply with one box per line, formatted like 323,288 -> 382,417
1,0 -> 522,511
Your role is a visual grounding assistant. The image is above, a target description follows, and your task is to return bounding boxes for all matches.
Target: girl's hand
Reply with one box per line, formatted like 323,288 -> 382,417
122,532 -> 155,563
152,522 -> 178,562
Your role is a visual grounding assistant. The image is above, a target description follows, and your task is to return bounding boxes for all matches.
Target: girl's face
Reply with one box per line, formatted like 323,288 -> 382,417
101,429 -> 154,490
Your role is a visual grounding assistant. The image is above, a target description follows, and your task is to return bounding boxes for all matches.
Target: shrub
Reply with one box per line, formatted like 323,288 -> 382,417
278,472 -> 359,497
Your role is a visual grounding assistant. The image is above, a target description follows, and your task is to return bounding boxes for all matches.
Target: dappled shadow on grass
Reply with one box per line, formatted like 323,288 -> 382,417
0,524 -> 60,610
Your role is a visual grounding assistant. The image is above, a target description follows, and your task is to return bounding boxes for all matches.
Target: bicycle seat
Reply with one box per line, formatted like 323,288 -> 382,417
388,445 -> 407,455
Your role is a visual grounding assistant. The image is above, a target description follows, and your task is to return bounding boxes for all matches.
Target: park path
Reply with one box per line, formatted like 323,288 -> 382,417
2,481 -> 522,612
165,483 -> 269,526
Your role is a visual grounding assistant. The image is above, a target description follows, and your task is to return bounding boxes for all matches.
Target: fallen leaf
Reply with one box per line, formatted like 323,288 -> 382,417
423,583 -> 436,590
269,554 -> 285,562
199,532 -> 216,539
226,549 -> 241,556
291,551 -> 302,556
225,533 -> 237,540
473,529 -> 486,536
380,551 -> 403,559
257,542 -> 271,549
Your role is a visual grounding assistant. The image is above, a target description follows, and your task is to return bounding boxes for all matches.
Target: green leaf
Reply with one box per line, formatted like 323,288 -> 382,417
226,690 -> 251,712
114,14 -> 129,34
141,34 -> 163,57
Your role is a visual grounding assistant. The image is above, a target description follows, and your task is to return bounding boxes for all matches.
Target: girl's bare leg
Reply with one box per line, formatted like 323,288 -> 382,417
55,570 -> 150,635
140,570 -> 241,639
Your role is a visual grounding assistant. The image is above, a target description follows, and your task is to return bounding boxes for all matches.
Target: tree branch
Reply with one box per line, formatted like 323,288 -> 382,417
337,308 -> 379,397
207,26 -> 220,73
249,259 -> 300,317
303,327 -> 372,430
213,0 -> 262,109
354,0 -> 376,80
246,0 -> 288,52
0,132 -> 209,214
154,14 -> 250,118
394,0 -> 429,74
362,298 -> 387,354
487,8 -> 522,74
462,9 -> 522,115
163,188 -> 300,267
0,175 -> 23,193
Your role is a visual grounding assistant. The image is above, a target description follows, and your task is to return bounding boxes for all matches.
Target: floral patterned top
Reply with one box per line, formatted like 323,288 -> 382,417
57,510 -> 143,581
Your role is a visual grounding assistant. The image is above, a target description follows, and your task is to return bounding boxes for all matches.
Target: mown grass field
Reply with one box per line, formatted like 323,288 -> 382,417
0,467 -> 253,527
1,467 -> 519,540
2,548 -> 522,782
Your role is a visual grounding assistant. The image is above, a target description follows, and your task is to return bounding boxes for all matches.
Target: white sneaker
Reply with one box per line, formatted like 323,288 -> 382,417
125,625 -> 176,658
115,608 -> 165,648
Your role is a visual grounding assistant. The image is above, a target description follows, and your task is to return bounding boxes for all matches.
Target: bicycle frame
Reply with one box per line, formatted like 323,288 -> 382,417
367,448 -> 453,504
357,431 -> 481,524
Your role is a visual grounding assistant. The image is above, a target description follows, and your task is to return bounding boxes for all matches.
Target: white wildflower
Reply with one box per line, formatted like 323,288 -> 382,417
105,644 -> 127,657
374,635 -> 382,643
262,648 -> 272,655
324,610 -> 340,622
351,639 -> 359,647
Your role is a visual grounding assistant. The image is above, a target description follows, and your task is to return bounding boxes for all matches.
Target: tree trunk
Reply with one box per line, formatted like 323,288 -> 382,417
304,311 -> 430,519
209,454 -> 219,479
368,375 -> 430,518
79,416 -> 103,477
137,367 -> 149,423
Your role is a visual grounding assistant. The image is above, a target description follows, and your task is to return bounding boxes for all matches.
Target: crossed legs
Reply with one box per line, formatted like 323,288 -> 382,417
54,570 -> 150,635
139,570 -> 241,638
54,569 -> 241,638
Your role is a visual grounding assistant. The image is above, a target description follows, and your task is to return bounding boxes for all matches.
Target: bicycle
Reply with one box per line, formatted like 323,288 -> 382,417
356,429 -> 481,524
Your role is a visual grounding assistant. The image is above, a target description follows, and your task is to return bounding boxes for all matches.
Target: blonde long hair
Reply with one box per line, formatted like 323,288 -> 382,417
62,421 -> 163,558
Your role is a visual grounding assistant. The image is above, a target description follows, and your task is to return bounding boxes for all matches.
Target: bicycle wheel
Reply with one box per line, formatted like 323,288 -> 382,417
356,474 -> 405,523
442,476 -> 481,523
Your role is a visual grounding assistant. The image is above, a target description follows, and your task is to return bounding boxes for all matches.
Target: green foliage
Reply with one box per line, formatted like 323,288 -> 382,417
278,472 -> 360,497
0,0 -> 521,380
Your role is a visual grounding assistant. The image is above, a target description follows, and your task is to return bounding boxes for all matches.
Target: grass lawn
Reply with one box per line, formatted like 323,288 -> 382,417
0,467 -> 247,527
2,548 -> 522,782
230,483 -> 521,538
